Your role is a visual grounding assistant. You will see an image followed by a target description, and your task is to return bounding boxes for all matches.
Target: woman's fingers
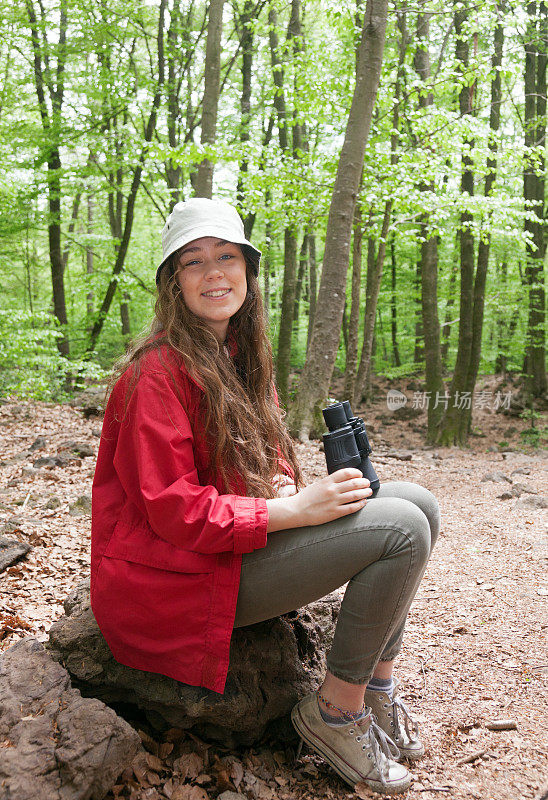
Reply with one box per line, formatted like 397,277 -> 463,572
331,468 -> 364,483
338,488 -> 372,505
338,499 -> 369,515
338,478 -> 371,495
329,469 -> 370,499
331,469 -> 370,488
290,469 -> 373,527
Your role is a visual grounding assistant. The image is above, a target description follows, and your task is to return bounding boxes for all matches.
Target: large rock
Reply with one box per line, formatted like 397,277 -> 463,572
0,638 -> 140,800
0,534 -> 32,572
48,580 -> 340,746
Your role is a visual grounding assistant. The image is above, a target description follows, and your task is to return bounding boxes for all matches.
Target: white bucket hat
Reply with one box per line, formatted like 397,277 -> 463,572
156,198 -> 261,283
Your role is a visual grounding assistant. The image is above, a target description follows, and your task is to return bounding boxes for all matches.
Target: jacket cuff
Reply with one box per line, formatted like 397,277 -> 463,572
233,496 -> 268,554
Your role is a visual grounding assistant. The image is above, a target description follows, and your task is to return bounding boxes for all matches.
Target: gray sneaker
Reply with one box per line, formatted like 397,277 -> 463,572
291,693 -> 412,795
364,680 -> 425,761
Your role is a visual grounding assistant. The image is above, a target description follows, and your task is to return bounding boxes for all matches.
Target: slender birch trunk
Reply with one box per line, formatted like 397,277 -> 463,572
288,0 -> 389,438
194,0 -> 225,198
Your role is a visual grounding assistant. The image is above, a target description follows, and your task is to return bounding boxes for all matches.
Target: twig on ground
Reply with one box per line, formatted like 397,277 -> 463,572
492,591 -> 514,608
418,655 -> 428,694
21,491 -> 32,511
456,748 -> 488,766
485,719 -> 517,731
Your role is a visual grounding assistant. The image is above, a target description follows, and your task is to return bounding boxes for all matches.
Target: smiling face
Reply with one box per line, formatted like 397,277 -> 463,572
175,236 -> 248,342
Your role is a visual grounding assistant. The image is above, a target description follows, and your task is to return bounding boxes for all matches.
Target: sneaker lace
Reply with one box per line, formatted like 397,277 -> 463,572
362,717 -> 401,787
392,696 -> 420,743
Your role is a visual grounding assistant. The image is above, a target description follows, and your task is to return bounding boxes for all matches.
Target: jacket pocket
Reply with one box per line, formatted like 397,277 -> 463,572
103,520 -> 215,574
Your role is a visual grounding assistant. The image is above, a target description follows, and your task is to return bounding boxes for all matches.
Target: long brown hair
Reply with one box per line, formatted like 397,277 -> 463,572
110,246 -> 302,498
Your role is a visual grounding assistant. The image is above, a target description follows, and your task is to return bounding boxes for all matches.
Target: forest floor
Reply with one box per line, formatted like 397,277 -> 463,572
0,374 -> 547,800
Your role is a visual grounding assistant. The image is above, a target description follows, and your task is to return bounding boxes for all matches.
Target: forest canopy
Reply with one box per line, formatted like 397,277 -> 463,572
0,0 -> 546,444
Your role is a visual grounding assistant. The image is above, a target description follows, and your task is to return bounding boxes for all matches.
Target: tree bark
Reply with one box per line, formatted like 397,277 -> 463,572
86,194 -> 94,323
293,233 -> 308,328
86,0 -> 167,356
354,206 -> 391,407
495,260 -> 521,375
414,11 -> 445,441
61,191 -> 81,272
288,0 -> 389,438
344,195 -> 363,400
389,234 -> 401,368
236,0 -> 254,214
306,231 -> 317,352
270,2 -> 302,406
25,0 -> 69,357
523,0 -> 547,397
165,0 -> 184,209
460,9 -> 504,428
436,5 -> 477,445
353,11 -> 406,407
194,0 -> 225,198
441,254 -> 458,368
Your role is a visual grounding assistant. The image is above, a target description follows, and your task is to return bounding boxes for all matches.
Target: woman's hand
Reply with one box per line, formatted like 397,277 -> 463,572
290,469 -> 372,526
266,469 -> 372,533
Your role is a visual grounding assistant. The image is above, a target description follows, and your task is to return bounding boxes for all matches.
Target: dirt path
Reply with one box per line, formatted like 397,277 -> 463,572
0,393 -> 546,800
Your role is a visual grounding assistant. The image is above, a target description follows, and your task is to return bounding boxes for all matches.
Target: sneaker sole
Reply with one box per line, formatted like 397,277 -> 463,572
399,744 -> 425,762
291,704 -> 412,795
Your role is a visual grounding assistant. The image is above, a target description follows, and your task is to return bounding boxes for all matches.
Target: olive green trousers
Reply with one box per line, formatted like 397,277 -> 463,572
234,481 -> 440,684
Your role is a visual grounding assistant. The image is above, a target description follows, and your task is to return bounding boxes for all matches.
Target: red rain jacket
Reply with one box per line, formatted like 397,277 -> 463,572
91,344 -> 294,693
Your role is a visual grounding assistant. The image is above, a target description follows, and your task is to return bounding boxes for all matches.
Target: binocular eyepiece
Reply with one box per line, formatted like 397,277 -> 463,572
322,400 -> 380,496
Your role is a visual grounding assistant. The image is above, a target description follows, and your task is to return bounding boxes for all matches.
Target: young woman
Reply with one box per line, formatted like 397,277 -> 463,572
91,198 -> 440,796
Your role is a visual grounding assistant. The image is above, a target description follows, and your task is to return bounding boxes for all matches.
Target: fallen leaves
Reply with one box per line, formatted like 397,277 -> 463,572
0,608 -> 33,640
1,396 -> 547,800
172,752 -> 204,781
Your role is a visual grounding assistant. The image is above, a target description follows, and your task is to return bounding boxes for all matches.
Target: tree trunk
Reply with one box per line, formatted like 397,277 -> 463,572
270,2 -> 303,406
293,233 -> 308,330
194,0 -> 225,198
263,211 -> 272,318
306,231 -> 317,353
25,0 -> 70,357
120,296 -> 131,337
86,0 -> 167,356
461,9 -> 504,429
277,229 -> 298,404
236,0 -> 254,213
354,206 -> 391,407
436,6 -> 476,445
441,254 -> 458,368
413,255 -> 424,365
389,234 -> 401,368
165,0 -> 183,209
242,112 -> 275,240
344,196 -> 363,399
495,260 -> 522,375
414,11 -> 445,441
47,151 -> 69,357
86,194 -> 94,322
523,0 -> 547,397
288,0 -> 389,437
61,191 -> 82,272
357,235 -> 375,401
352,10 -> 406,407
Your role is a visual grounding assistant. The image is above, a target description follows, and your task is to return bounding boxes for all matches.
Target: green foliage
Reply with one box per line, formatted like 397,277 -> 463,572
519,407 -> 548,449
0,0 -> 544,399
0,310 -> 106,400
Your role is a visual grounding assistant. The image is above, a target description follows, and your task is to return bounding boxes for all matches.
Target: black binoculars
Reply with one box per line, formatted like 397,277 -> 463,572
322,400 -> 380,496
